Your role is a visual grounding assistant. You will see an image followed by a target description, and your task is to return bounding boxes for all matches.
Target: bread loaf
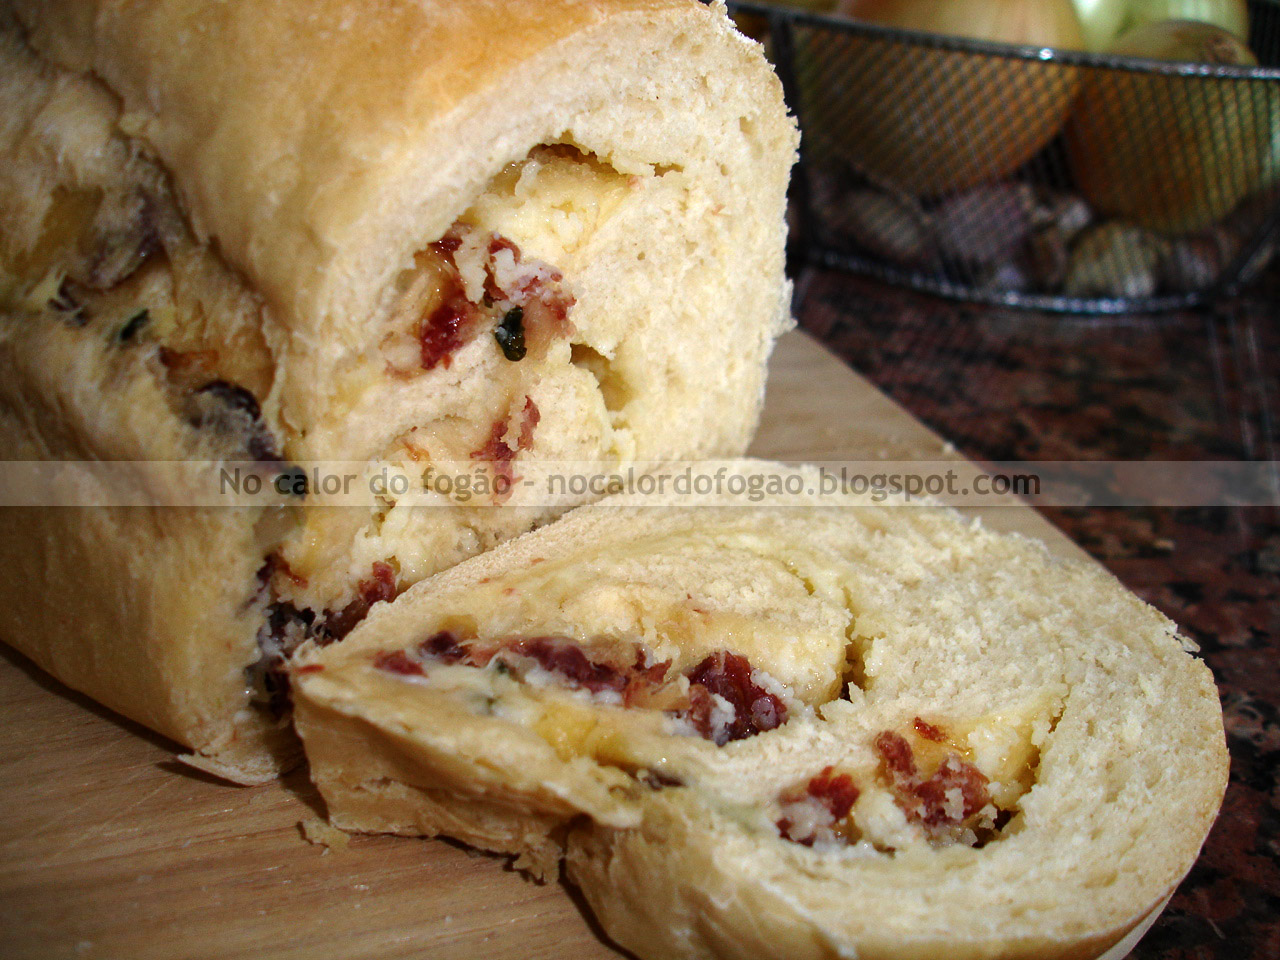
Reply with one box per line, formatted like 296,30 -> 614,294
293,461 -> 1228,960
0,1 -> 796,781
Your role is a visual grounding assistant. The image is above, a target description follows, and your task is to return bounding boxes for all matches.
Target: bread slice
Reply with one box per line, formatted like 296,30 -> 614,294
293,461 -> 1228,960
0,1 -> 795,780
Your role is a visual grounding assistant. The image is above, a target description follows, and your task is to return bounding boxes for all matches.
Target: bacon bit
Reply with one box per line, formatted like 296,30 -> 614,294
159,347 -> 219,376
471,397 -> 540,492
256,554 -> 309,593
622,651 -> 673,707
472,416 -> 518,486
913,717 -> 947,742
876,730 -> 920,788
874,730 -> 991,831
324,561 -> 398,642
682,651 -> 788,746
489,236 -> 520,257
432,234 -> 463,256
630,650 -> 672,687
258,553 -> 309,590
509,637 -> 631,696
808,766 -> 861,821
484,236 -> 521,302
775,817 -> 806,845
398,428 -> 431,463
419,629 -> 472,664
413,227 -> 574,373
372,650 -> 424,676
522,289 -> 575,347
294,664 -> 325,675
480,231 -> 575,347
915,758 -> 990,828
777,766 -> 861,846
365,562 -> 397,603
517,396 -> 540,452
280,563 -> 309,590
387,631 -> 674,709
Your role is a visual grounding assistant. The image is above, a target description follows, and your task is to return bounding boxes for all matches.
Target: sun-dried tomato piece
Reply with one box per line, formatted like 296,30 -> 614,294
419,294 -> 482,370
324,561 -> 398,642
682,651 -> 788,745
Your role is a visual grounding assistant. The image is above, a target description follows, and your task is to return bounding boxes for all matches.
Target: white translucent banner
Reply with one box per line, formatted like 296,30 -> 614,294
0,459 -> 1275,508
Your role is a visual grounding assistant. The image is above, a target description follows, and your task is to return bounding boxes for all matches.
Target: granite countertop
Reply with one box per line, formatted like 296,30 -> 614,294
798,265 -> 1280,959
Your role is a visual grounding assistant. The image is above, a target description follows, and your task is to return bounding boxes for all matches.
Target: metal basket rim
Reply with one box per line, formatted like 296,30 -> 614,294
809,247 -> 1221,316
727,0 -> 1280,80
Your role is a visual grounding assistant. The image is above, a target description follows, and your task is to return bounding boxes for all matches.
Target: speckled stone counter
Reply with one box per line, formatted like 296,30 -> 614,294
798,266 -> 1279,960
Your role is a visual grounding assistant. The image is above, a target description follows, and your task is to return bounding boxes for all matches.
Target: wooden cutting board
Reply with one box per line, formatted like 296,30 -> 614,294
0,331 -> 1090,960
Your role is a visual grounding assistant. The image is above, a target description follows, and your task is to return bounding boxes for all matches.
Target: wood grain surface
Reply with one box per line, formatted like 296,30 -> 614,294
0,332 -> 1092,960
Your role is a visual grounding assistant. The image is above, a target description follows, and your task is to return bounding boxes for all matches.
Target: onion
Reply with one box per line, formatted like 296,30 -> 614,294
1065,20 -> 1278,234
1073,0 -> 1132,52
818,0 -> 1085,196
1125,0 -> 1250,44
837,0 -> 1085,45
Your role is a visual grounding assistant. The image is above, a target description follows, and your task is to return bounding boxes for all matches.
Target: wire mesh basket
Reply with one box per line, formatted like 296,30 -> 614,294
729,0 -> 1280,313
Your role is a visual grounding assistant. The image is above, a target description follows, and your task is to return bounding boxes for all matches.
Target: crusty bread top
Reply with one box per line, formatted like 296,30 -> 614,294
11,0 -> 769,331
295,461 -> 1228,958
8,0 -> 795,460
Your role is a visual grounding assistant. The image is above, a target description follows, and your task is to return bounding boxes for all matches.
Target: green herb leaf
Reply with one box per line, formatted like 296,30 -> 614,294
494,307 -> 526,362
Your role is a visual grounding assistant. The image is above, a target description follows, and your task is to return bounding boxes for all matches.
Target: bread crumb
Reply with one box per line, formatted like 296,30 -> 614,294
299,816 -> 350,854
512,842 -> 560,881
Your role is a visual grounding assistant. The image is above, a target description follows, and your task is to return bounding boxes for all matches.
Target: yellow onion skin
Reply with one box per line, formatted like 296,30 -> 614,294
817,0 -> 1085,197
1074,0 -> 1132,52
1065,20 -> 1276,235
1126,0 -> 1250,43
